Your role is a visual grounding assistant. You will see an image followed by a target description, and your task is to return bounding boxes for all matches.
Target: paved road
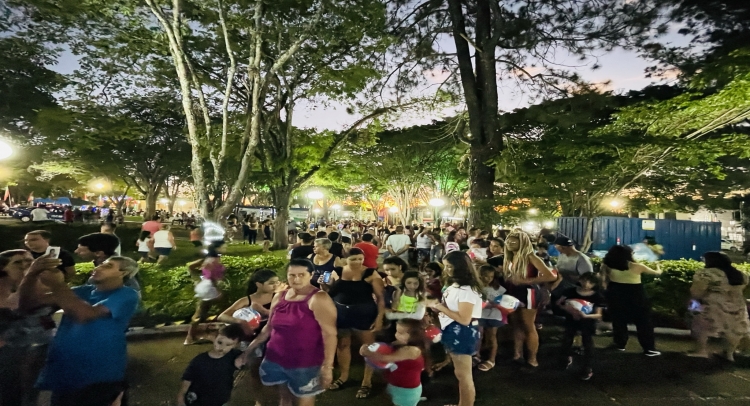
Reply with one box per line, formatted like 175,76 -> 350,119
126,327 -> 750,406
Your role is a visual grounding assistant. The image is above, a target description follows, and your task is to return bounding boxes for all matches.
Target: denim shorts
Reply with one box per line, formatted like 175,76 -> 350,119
387,384 -> 422,406
441,320 -> 480,355
259,359 -> 323,398
155,247 -> 172,256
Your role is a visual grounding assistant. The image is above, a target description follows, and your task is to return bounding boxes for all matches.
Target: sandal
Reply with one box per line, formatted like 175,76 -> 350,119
431,359 -> 452,372
478,360 -> 495,371
328,378 -> 351,391
355,385 -> 372,399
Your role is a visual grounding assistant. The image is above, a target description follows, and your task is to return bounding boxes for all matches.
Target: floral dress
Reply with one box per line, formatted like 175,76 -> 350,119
692,268 -> 750,341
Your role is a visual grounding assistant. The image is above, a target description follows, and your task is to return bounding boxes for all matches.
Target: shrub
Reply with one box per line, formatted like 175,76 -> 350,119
74,254 -> 287,326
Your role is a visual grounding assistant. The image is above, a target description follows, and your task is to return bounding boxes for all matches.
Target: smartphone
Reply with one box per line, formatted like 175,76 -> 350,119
323,271 -> 332,284
45,246 -> 61,259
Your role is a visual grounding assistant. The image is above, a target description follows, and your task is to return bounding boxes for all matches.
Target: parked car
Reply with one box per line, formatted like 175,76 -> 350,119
11,207 -> 34,222
10,206 -> 64,222
721,238 -> 741,252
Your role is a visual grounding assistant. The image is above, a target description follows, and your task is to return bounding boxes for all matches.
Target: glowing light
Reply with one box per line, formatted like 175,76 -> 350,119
610,200 -> 622,208
442,211 -> 451,216
458,210 -> 465,215
523,222 -> 535,231
95,183 -> 105,190
389,206 -> 399,213
544,221 -> 555,228
307,190 -> 324,200
529,208 -> 538,215
331,204 -> 341,210
202,221 -> 226,244
0,140 -> 13,160
313,208 -> 321,214
179,200 -> 186,206
428,198 -> 445,207
160,198 -> 169,204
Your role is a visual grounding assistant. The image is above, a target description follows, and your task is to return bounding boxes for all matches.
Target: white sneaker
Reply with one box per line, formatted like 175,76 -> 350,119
644,350 -> 661,357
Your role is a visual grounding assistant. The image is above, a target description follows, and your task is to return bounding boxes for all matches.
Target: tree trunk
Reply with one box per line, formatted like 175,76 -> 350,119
467,143 -> 497,230
447,0 -> 501,232
271,187 -> 292,250
581,216 -> 595,252
144,186 -> 159,220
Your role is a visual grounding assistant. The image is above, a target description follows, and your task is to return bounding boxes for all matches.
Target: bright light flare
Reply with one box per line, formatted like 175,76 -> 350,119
0,140 -> 13,160
428,198 -> 445,207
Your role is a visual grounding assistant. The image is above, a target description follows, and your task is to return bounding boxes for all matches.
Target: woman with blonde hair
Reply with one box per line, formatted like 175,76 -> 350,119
502,231 -> 557,370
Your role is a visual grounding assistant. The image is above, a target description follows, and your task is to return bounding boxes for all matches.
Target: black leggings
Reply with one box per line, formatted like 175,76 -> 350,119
562,319 -> 596,369
247,229 -> 258,244
606,282 -> 656,351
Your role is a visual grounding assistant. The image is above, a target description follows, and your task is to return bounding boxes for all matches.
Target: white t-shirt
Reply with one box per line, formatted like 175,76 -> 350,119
386,234 -> 411,253
416,234 -> 432,249
137,238 -> 151,253
31,208 -> 49,221
153,230 -> 172,248
439,284 -> 483,329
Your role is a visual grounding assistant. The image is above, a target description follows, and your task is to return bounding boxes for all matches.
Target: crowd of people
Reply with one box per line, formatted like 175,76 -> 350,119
1,217 -> 749,406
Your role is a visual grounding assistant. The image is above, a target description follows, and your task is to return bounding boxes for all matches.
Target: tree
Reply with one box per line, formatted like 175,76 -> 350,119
32,92 -> 191,218
387,0 -> 661,230
16,0 -> 394,222
321,123 -> 465,225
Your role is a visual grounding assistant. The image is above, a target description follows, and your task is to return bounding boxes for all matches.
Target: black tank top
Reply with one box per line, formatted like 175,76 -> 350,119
310,254 -> 336,288
247,295 -> 273,332
330,268 -> 376,305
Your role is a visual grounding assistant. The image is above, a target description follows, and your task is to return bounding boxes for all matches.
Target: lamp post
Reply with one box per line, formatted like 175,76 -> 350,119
388,206 -> 399,226
428,198 -> 445,227
307,190 -> 324,221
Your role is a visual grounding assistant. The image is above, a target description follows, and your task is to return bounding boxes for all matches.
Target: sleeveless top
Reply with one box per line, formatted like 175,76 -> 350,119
240,296 -> 273,339
385,353 -> 424,389
329,268 -> 376,305
263,225 -> 272,238
265,289 -> 324,369
395,294 -> 419,313
153,230 -> 171,248
310,254 -> 336,288
606,263 -> 642,284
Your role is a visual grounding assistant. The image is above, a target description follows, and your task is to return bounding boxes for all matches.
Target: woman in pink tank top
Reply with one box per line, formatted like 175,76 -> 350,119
241,259 -> 338,405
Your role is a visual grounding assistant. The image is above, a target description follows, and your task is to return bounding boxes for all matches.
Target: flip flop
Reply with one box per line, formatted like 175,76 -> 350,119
356,385 -> 372,399
327,378 -> 352,391
478,361 -> 495,371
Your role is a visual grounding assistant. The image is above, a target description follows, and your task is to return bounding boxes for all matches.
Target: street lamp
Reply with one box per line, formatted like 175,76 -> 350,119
307,190 -> 324,200
429,198 -> 445,226
0,140 -> 13,160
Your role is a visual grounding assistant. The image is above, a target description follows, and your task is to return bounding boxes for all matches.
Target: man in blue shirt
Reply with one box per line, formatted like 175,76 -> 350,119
18,253 -> 139,406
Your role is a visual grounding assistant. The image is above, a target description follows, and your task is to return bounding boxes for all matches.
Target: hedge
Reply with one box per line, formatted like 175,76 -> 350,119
74,254 -> 287,327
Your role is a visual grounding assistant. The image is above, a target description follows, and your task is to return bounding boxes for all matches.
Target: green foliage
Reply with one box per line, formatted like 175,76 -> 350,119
73,254 -> 287,326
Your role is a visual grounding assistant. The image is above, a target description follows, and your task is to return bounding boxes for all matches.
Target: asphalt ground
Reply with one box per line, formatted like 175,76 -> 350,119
125,325 -> 750,406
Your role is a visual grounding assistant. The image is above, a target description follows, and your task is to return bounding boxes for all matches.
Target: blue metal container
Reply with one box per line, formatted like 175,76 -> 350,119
556,216 -> 722,260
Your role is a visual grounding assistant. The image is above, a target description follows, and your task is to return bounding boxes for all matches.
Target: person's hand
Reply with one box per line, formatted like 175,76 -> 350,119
28,254 -> 62,276
393,285 -> 401,294
39,269 -> 66,290
235,353 -> 246,369
275,282 -> 289,293
428,302 -> 444,313
319,366 -> 333,389
359,344 -> 372,357
370,318 -> 383,332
